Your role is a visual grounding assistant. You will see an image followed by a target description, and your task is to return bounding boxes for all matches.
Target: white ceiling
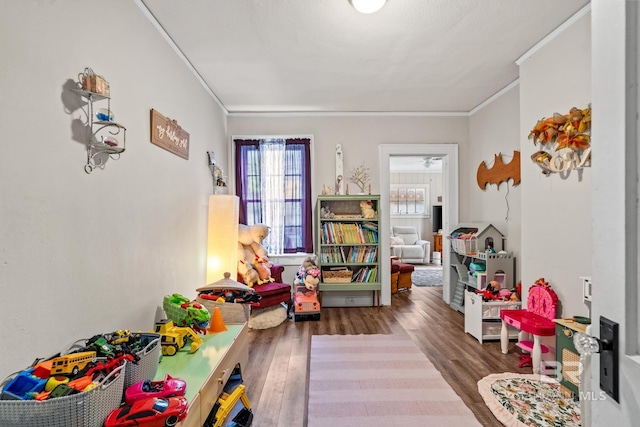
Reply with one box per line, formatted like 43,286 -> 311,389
139,0 -> 590,114
390,156 -> 442,173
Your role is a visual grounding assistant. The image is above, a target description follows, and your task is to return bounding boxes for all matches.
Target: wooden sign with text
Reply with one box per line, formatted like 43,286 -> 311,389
150,109 -> 190,159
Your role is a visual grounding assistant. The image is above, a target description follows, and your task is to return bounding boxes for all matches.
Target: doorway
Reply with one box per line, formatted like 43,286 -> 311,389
379,144 -> 459,306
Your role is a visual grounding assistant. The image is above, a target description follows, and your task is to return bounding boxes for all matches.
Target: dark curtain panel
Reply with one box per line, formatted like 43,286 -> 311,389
234,137 -> 313,254
285,138 -> 313,253
235,139 -> 260,225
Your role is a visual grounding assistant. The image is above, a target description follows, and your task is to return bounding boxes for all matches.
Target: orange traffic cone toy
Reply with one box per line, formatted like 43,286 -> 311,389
208,307 -> 228,333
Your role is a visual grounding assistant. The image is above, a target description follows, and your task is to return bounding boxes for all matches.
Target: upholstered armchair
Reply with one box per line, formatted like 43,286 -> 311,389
238,265 -> 292,313
391,226 -> 431,264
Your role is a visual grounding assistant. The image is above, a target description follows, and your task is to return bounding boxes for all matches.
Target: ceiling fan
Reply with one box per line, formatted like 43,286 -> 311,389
423,156 -> 442,167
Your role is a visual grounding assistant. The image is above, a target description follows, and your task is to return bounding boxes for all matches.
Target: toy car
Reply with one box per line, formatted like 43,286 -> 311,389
124,374 -> 187,405
294,287 -> 321,321
0,368 -> 48,400
103,396 -> 189,427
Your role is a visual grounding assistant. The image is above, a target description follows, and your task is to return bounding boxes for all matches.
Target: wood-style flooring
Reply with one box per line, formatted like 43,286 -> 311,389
242,285 -> 524,427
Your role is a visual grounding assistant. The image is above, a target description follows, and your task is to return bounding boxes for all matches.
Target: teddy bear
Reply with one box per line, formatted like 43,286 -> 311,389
360,200 -> 377,219
237,223 -> 273,287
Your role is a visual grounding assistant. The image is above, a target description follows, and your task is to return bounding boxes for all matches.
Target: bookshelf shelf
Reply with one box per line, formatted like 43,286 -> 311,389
317,195 -> 381,306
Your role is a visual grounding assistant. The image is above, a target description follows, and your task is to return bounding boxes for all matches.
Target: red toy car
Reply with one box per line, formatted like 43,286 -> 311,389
124,374 -> 187,405
103,396 -> 189,427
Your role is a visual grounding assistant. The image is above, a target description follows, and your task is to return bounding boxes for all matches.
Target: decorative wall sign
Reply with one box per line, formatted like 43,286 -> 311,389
528,105 -> 591,175
477,151 -> 521,190
150,109 -> 190,159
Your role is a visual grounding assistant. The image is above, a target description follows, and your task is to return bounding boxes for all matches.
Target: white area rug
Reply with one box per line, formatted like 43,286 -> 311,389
308,334 -> 481,427
248,304 -> 287,329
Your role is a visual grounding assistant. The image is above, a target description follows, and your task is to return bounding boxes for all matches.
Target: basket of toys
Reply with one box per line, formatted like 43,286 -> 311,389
450,235 -> 477,256
65,331 -> 161,390
195,296 -> 251,324
0,363 -> 124,427
195,273 -> 260,324
120,333 -> 161,390
322,267 -> 353,283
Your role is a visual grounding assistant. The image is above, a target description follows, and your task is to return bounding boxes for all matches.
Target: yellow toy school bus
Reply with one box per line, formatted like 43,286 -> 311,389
50,351 -> 97,376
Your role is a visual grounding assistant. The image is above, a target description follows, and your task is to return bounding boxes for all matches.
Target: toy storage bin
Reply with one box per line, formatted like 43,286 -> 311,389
482,322 -> 503,337
482,301 -> 521,318
450,236 -> 477,256
0,364 -> 124,427
122,333 -> 161,389
66,333 -> 161,390
321,267 -> 352,283
196,296 -> 251,324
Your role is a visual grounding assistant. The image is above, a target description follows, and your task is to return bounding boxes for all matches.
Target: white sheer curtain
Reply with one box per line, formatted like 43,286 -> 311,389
259,139 -> 286,254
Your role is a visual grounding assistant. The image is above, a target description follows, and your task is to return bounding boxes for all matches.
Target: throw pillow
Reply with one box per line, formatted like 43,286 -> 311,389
390,236 -> 405,246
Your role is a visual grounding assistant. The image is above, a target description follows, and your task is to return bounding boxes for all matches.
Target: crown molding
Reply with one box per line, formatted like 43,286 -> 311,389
138,1 -> 590,118
136,0 -> 228,115
227,110 -> 469,118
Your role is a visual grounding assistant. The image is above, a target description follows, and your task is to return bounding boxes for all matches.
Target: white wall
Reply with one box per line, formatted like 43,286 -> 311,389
469,86 -> 522,284
228,116 -> 469,198
0,1 -> 228,376
228,116 -> 469,306
591,0 -> 640,424
519,14 -> 592,317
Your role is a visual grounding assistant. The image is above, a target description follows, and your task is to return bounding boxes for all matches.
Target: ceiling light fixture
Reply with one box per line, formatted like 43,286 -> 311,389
350,0 -> 387,14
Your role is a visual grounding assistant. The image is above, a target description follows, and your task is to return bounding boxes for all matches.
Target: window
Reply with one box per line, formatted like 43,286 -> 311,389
390,184 -> 430,217
235,137 -> 313,255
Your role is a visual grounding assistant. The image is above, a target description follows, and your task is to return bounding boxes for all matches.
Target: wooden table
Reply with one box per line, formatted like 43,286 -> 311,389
154,323 -> 249,427
433,234 -> 443,253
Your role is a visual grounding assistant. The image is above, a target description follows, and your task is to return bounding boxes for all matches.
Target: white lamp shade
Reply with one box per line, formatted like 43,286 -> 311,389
206,194 -> 239,284
350,0 -> 386,14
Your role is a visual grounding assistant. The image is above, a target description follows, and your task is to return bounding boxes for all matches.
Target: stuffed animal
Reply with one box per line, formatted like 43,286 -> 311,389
320,206 -> 334,219
477,282 -> 501,301
295,256 -> 318,281
254,254 -> 275,284
360,200 -> 377,219
299,268 -> 320,294
294,256 -> 320,294
237,223 -> 272,287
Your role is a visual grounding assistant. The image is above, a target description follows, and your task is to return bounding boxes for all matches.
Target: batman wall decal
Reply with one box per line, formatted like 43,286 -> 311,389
477,151 -> 521,190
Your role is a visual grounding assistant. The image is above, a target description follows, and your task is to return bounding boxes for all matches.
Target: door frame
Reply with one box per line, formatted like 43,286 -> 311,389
379,144 -> 459,306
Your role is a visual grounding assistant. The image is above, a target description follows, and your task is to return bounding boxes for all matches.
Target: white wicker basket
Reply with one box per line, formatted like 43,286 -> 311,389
123,334 -> 161,390
451,237 -> 477,256
65,333 -> 161,391
0,364 -> 124,427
